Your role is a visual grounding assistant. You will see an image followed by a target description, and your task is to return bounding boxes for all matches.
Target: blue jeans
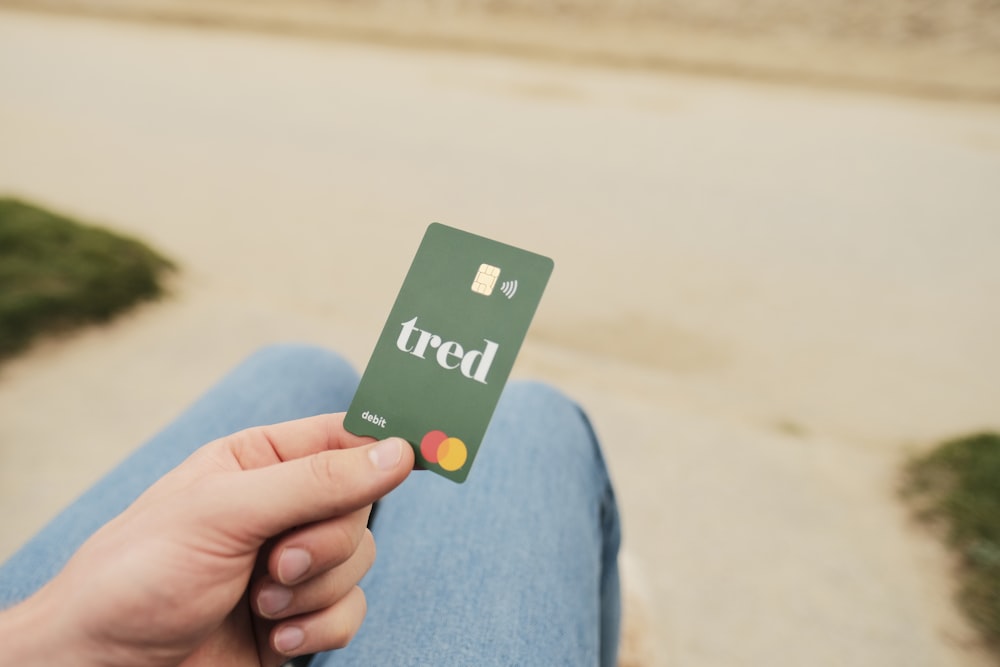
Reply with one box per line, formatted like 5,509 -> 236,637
0,345 -> 621,666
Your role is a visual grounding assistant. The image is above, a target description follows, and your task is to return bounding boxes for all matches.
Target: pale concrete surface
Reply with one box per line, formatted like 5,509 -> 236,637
4,0 -> 1000,100
1,9 -> 999,665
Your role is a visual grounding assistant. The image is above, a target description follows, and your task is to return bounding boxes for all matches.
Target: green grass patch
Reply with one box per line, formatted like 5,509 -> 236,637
0,197 -> 174,360
903,432 -> 1000,656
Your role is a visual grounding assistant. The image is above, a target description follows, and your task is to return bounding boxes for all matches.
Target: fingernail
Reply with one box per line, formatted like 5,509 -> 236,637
277,547 -> 311,584
257,583 -> 293,618
369,438 -> 403,470
274,625 -> 305,654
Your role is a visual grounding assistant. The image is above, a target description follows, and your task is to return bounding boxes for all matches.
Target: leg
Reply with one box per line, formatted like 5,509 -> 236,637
317,381 -> 622,667
0,344 -> 360,608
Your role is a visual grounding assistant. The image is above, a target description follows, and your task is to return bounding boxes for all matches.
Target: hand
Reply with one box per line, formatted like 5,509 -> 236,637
0,413 -> 414,666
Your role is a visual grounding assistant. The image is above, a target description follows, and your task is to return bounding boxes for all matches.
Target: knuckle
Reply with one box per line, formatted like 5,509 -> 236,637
330,587 -> 366,649
308,451 -> 342,488
358,586 -> 368,617
362,528 -> 376,563
330,627 -> 352,649
325,519 -> 358,565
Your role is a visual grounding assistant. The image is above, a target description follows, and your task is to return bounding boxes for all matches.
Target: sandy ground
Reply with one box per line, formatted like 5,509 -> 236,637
1,8 -> 1000,666
5,0 -> 1000,101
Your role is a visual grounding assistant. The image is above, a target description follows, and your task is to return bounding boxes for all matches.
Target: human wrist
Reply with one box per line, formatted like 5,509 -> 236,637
0,589 -> 96,665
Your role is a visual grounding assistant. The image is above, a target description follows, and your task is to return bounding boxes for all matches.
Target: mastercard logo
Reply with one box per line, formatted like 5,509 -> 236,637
420,430 -> 468,472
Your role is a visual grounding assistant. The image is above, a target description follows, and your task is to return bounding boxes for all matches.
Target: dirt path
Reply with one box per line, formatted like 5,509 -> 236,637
1,9 -> 998,665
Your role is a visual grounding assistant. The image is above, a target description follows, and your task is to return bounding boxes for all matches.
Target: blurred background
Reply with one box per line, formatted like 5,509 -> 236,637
1,1 -> 999,665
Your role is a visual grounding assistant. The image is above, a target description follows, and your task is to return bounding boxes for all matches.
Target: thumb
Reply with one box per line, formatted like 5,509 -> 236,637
203,437 -> 414,544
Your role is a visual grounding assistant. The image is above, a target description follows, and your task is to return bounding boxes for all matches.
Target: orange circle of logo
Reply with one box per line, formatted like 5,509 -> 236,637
437,437 -> 468,471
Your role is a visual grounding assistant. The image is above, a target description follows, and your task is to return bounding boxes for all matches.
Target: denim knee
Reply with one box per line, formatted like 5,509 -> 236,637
492,380 -> 605,470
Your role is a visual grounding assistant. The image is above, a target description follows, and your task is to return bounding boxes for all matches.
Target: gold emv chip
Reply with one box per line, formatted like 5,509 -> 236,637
471,263 -> 500,295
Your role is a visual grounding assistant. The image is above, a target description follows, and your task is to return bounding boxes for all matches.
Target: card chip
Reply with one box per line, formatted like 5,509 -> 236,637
471,264 -> 500,296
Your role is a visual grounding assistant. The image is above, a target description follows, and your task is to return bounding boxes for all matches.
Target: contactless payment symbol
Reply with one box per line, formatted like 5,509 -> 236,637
420,430 -> 468,472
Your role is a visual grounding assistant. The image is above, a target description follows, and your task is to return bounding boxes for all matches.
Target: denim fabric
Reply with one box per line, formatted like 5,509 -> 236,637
0,344 -> 621,666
